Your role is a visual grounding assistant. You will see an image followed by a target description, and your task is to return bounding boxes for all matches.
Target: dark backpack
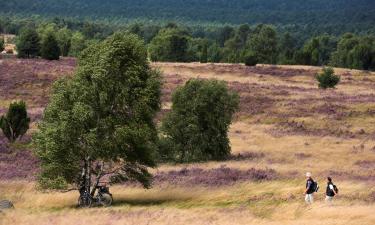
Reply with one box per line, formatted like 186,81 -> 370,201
333,184 -> 338,194
307,179 -> 319,193
312,181 -> 319,192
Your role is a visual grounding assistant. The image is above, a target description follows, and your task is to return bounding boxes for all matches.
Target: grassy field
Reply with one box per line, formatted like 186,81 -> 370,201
0,58 -> 375,224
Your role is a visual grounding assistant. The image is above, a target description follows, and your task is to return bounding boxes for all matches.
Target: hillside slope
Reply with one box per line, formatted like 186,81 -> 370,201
0,58 -> 375,224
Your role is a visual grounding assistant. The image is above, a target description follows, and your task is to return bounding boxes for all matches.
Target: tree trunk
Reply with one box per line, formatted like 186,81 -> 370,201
87,157 -> 91,196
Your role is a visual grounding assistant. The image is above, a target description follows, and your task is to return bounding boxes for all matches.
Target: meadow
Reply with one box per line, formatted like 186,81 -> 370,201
0,58 -> 375,224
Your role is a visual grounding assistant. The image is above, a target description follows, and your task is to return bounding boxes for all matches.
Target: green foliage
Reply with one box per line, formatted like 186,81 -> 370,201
38,176 -> 68,190
34,33 -> 161,190
149,28 -> 191,62
69,31 -> 86,57
0,37 -> 4,52
330,34 -> 375,70
247,25 -> 278,64
0,101 -> 30,143
301,35 -> 337,66
56,27 -> 72,56
16,27 -> 40,58
41,32 -> 60,60
244,51 -> 258,66
316,67 -> 340,89
223,35 -> 245,63
207,43 -> 222,63
278,33 -> 297,64
161,79 -> 239,162
217,26 -> 235,47
1,0 -> 374,35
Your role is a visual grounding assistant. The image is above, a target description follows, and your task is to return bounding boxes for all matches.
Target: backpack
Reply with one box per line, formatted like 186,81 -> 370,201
333,184 -> 338,194
313,181 -> 319,192
308,179 -> 319,193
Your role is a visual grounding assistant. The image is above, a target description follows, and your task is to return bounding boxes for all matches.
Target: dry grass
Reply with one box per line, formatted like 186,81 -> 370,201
0,181 -> 374,225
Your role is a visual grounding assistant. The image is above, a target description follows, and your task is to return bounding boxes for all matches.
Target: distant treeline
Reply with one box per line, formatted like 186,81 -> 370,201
2,16 -> 374,70
1,0 -> 374,34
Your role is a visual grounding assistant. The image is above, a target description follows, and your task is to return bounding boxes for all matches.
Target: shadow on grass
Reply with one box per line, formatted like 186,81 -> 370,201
112,195 -> 194,207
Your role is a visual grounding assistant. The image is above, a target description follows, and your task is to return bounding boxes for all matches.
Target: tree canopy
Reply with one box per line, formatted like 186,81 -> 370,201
161,79 -> 239,162
34,33 -> 161,190
16,27 -> 40,58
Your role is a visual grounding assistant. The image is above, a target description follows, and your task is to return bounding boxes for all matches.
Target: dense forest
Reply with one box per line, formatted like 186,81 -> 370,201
0,0 -> 373,25
1,0 -> 374,70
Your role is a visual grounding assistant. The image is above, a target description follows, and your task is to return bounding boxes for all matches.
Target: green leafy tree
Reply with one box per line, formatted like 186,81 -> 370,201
278,33 -> 296,64
16,27 -> 40,58
41,32 -> 60,60
0,101 -> 30,143
187,38 -> 209,63
149,28 -> 190,62
247,25 -> 278,64
207,43 -> 222,63
217,26 -> 235,47
330,34 -> 375,70
237,24 -> 251,46
330,33 -> 359,68
34,33 -> 161,193
350,37 -> 375,70
69,31 -> 86,57
56,27 -> 72,56
302,35 -> 337,66
223,35 -> 245,63
316,67 -> 340,89
161,79 -> 239,162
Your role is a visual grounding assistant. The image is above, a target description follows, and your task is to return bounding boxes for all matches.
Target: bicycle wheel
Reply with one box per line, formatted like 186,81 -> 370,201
99,193 -> 113,207
78,195 -> 92,208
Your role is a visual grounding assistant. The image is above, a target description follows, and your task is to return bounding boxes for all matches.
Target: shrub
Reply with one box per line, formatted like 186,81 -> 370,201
316,67 -> 340,89
161,79 -> 239,162
41,32 -> 60,60
0,101 -> 30,143
16,28 -> 40,58
244,51 -> 258,66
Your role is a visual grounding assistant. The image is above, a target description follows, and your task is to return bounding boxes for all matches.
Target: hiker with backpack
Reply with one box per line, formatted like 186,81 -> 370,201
325,177 -> 338,203
304,172 -> 318,204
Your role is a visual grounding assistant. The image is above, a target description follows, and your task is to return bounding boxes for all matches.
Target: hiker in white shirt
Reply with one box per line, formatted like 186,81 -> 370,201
325,177 -> 338,204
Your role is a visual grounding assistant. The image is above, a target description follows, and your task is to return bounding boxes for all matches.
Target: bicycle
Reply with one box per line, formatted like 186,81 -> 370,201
78,183 -> 113,207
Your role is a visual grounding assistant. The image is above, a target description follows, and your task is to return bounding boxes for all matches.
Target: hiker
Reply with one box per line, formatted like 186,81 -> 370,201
325,177 -> 338,204
304,172 -> 316,204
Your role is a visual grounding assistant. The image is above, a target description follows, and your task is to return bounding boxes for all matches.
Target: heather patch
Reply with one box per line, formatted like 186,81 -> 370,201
0,137 -> 39,180
152,166 -> 277,187
354,160 -> 375,169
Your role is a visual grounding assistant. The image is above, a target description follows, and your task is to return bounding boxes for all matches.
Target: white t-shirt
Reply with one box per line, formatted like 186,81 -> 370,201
329,184 -> 334,190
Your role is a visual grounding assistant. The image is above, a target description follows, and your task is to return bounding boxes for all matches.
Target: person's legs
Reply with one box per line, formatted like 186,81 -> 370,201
305,194 -> 313,204
325,196 -> 333,205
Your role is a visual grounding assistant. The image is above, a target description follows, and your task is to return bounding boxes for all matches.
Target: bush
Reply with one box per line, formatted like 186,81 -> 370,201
244,51 -> 258,66
16,28 -> 40,58
161,79 -> 239,162
0,101 -> 30,143
41,32 -> 60,60
316,67 -> 340,89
